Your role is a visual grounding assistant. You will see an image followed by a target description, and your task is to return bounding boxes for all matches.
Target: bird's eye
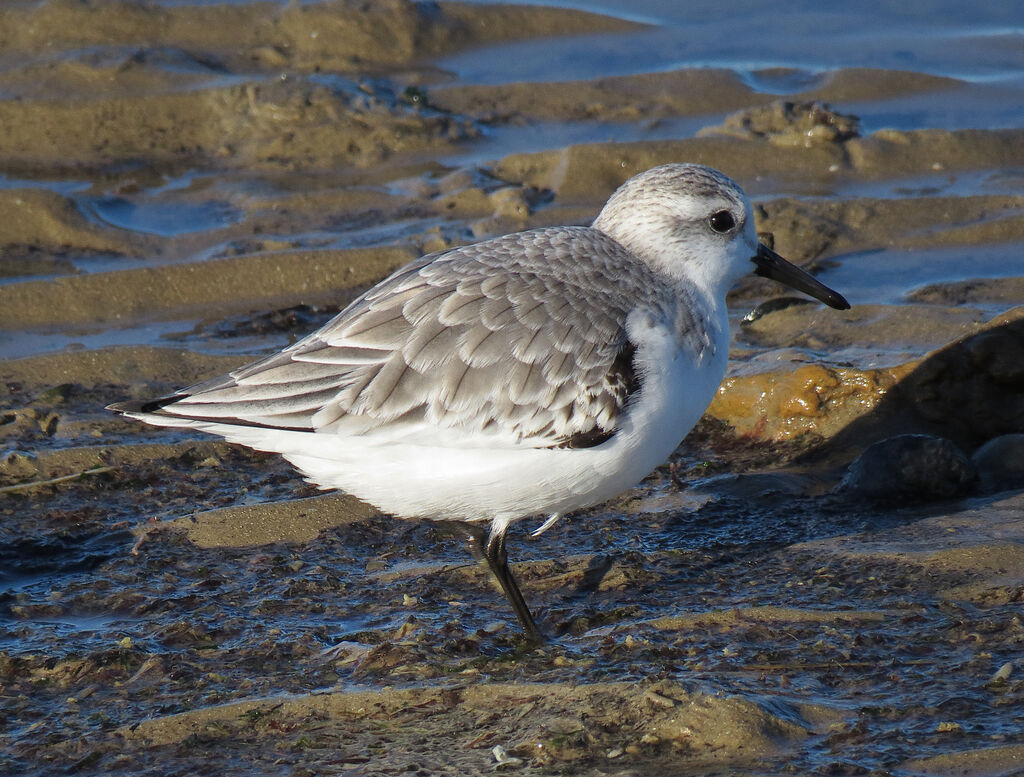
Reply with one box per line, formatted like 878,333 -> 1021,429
708,210 -> 736,233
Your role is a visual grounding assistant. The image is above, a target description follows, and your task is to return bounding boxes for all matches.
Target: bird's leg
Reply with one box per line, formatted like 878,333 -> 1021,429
481,525 -> 544,644
435,520 -> 544,643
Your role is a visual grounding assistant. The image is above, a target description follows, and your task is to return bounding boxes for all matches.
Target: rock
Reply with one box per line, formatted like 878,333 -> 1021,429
837,434 -> 975,502
698,100 -> 860,146
708,362 -> 910,443
986,661 -> 1014,686
906,277 -> 1024,306
972,434 -> 1024,495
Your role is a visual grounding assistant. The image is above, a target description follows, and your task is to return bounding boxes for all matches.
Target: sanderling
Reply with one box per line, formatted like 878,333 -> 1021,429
109,163 -> 849,642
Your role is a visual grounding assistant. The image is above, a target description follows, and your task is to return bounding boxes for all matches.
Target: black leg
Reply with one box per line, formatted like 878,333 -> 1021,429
482,525 -> 544,644
436,520 -> 545,643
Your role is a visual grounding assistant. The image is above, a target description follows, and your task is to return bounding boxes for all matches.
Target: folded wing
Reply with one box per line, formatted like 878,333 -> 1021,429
111,227 -> 669,449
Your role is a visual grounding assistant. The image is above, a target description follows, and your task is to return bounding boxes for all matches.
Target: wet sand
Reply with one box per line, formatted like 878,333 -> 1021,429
2,1 -> 1023,775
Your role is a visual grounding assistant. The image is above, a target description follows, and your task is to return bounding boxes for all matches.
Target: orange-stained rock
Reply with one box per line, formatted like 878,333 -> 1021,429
708,362 -> 915,442
709,309 -> 1024,451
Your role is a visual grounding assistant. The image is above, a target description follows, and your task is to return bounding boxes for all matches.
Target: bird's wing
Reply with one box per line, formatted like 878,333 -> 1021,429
121,227 -> 670,449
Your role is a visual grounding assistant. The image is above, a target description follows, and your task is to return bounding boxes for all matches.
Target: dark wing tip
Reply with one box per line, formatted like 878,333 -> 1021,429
106,394 -> 189,415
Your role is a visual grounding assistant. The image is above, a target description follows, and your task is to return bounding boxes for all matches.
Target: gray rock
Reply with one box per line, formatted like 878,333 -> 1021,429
971,434 -> 1024,495
837,434 -> 975,503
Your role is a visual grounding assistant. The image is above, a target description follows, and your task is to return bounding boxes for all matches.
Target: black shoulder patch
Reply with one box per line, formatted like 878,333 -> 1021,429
607,342 -> 640,405
556,427 -> 616,449
552,341 -> 640,450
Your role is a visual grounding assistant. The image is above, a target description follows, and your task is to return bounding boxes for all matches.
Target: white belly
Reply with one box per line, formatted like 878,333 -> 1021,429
258,310 -> 729,528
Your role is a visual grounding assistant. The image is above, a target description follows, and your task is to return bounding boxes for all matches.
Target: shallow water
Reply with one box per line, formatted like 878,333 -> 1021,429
446,0 -> 1024,84
1,0 -> 1023,775
818,243 -> 1024,305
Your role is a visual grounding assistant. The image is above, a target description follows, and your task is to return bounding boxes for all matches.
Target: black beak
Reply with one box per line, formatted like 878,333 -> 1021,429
752,243 -> 850,310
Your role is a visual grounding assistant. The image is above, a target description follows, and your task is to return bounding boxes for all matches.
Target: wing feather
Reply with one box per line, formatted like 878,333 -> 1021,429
438,290 -> 483,326
458,325 -> 506,366
336,306 -> 409,342
480,296 -> 516,330
293,345 -> 389,365
153,227 -> 678,448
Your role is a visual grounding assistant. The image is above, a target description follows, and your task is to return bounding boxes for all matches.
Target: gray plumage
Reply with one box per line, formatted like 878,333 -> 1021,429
131,226 -> 706,449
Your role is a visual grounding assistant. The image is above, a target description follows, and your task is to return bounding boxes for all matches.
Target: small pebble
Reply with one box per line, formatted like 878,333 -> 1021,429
491,745 -> 523,770
987,661 -> 1013,685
